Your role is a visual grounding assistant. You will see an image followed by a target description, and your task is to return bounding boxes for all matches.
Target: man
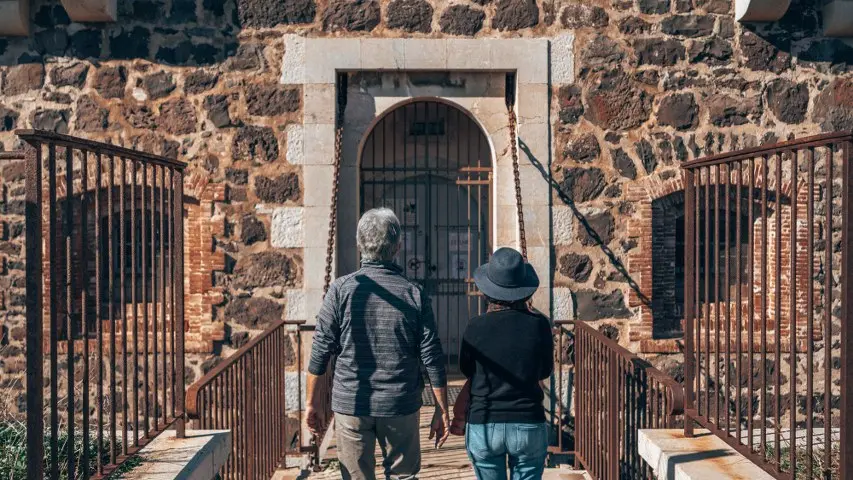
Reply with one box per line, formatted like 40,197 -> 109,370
306,208 -> 450,480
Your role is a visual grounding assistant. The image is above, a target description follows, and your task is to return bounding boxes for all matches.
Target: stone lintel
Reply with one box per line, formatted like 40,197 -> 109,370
638,429 -> 775,480
0,0 -> 29,36
60,0 -> 117,21
735,0 -> 792,22
121,429 -> 231,480
283,36 -> 560,86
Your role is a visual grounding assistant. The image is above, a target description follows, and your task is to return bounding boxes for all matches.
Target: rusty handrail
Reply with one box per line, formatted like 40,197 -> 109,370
0,150 -> 25,160
16,129 -> 187,169
185,318 -> 307,480
556,320 -> 685,479
186,318 -> 306,419
681,131 -> 853,169
557,320 -> 684,416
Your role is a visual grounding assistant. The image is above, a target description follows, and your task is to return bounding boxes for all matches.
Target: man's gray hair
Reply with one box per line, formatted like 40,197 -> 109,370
357,208 -> 402,262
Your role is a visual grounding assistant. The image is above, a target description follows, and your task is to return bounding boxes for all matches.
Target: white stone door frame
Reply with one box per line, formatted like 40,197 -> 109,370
280,34 -> 574,322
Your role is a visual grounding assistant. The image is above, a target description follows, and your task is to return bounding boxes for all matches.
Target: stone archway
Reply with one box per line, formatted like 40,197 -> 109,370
280,35 -> 565,322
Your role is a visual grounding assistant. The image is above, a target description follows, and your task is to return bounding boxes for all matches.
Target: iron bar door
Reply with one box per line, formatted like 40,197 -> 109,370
360,99 -> 492,372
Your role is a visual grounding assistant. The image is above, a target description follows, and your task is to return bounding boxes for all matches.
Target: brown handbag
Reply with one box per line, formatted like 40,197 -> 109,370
449,379 -> 472,436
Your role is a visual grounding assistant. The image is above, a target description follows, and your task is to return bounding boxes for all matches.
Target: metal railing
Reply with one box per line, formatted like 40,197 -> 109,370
21,130 -> 187,479
552,321 -> 684,480
682,132 -> 853,479
186,319 -> 306,479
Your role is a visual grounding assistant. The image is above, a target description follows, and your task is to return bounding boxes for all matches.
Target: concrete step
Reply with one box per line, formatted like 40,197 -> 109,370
638,429 -> 775,480
121,429 -> 231,480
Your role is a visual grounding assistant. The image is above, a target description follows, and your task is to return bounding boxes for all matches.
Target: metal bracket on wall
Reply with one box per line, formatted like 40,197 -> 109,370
505,72 -> 516,109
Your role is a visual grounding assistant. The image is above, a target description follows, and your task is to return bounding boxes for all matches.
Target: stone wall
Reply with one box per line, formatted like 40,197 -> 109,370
0,0 -> 851,424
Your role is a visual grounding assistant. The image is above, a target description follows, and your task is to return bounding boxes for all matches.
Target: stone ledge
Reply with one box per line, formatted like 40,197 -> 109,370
281,35 -> 570,86
824,0 -> 853,37
122,429 -> 231,480
543,468 -> 592,479
0,0 -> 29,36
735,0 -> 792,22
638,429 -> 774,480
60,0 -> 117,21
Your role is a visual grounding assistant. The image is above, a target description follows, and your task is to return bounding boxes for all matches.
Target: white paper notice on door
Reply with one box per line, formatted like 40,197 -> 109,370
449,231 -> 470,252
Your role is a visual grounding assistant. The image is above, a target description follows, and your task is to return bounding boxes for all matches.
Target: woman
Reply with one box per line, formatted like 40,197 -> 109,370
457,247 -> 554,480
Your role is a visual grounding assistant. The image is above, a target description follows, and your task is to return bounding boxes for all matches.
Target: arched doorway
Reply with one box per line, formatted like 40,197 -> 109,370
359,99 -> 492,369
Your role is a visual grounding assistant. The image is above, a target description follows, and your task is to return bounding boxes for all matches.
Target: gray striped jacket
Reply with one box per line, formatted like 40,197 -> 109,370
308,262 -> 447,417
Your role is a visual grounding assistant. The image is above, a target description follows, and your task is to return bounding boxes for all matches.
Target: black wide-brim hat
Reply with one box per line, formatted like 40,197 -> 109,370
473,247 -> 540,302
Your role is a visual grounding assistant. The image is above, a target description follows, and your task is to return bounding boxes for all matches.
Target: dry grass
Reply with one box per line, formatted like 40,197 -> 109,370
0,375 -> 141,480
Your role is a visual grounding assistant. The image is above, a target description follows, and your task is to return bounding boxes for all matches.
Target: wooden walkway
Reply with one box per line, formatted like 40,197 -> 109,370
303,407 -> 588,479
309,408 -> 474,479
274,378 -> 590,479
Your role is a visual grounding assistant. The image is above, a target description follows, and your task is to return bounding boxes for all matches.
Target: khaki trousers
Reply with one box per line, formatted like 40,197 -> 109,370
335,411 -> 421,480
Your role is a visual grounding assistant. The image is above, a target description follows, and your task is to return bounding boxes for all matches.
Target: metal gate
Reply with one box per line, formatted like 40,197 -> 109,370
359,99 -> 492,372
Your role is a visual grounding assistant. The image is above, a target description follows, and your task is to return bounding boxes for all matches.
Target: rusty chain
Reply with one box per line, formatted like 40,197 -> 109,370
311,77 -> 346,472
508,105 -> 527,260
323,124 -> 343,295
310,124 -> 341,472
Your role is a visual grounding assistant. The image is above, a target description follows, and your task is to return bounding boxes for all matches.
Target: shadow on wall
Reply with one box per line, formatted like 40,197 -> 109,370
518,139 -> 650,310
744,0 -> 853,70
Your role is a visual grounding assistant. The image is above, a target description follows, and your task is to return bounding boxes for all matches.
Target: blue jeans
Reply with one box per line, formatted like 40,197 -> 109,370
465,423 -> 548,480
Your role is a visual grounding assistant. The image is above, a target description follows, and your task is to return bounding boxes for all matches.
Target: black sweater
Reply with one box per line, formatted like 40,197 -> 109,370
459,308 -> 554,424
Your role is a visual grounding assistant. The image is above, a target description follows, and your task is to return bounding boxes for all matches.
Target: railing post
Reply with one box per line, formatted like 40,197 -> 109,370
608,349 -> 618,480
574,324 -> 581,470
174,168 -> 186,438
247,351 -> 255,480
24,143 -> 44,480
683,167 -> 695,438
297,326 -> 304,452
841,138 -> 853,480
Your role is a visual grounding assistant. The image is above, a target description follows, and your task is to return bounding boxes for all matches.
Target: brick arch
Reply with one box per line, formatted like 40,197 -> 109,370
625,173 -> 685,353
44,168 -> 227,353
180,175 -> 227,353
625,166 -> 811,353
625,173 -> 684,305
